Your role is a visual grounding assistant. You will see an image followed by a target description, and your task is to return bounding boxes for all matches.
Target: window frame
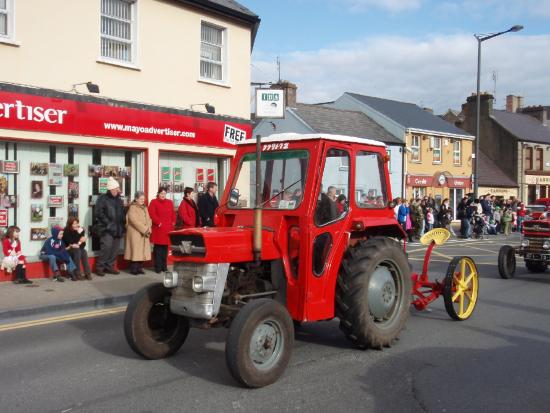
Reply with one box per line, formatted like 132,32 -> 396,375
355,151 -> 388,210
525,147 -> 533,171
411,135 -> 421,163
0,0 -> 15,43
536,147 -> 543,171
453,140 -> 462,165
199,20 -> 227,85
432,137 -> 442,164
99,0 -> 138,67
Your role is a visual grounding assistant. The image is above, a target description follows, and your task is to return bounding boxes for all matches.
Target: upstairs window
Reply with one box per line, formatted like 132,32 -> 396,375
201,22 -> 225,82
453,140 -> 461,165
432,137 -> 442,163
536,148 -> 544,170
411,135 -> 421,162
101,0 -> 136,63
525,147 -> 533,170
0,0 -> 14,41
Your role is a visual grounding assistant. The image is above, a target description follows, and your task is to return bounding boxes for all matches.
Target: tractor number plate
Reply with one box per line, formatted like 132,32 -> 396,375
525,253 -> 550,261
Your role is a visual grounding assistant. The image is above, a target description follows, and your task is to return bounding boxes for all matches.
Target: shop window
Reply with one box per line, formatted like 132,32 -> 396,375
200,22 -> 225,82
528,185 -> 537,204
536,148 -> 543,171
0,0 -> 14,40
432,137 -> 442,164
412,187 -> 426,198
411,135 -> 421,162
100,0 -> 136,64
525,147 -> 533,170
356,151 -> 387,209
453,140 -> 461,165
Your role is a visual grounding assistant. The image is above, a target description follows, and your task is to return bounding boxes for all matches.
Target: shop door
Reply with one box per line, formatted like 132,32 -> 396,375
449,188 -> 464,219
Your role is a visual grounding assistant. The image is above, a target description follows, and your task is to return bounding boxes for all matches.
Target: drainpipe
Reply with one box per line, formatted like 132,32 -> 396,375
253,134 -> 262,264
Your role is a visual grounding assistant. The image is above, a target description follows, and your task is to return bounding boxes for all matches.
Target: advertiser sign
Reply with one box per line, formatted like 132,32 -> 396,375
0,90 -> 251,149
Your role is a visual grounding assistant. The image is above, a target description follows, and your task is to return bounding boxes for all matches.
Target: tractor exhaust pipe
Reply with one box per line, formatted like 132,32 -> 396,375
253,134 -> 262,264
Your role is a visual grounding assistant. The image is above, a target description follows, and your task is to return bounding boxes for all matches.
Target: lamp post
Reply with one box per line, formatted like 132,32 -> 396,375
473,24 -> 523,198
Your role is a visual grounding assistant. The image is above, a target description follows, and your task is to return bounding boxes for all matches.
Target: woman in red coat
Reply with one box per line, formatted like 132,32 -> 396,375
148,187 -> 175,273
177,187 -> 200,228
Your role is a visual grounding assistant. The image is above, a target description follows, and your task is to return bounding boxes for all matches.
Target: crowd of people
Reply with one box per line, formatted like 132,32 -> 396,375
394,194 -> 526,242
1,177 -> 220,284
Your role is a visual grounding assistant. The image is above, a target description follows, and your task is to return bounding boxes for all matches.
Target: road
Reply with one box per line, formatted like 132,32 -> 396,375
1,233 -> 550,413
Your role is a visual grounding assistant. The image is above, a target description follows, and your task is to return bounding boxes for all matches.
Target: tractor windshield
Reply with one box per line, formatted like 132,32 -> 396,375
229,150 -> 309,209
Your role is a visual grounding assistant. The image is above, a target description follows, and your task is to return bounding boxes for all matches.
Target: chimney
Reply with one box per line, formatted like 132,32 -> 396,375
521,105 -> 548,126
423,107 -> 434,114
270,81 -> 297,108
506,95 -> 523,113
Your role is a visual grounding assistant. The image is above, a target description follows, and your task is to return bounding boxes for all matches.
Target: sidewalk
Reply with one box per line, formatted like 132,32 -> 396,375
0,270 -> 163,321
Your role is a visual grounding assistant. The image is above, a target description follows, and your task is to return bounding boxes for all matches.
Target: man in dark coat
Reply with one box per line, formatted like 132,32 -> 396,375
93,177 -> 125,276
198,182 -> 219,227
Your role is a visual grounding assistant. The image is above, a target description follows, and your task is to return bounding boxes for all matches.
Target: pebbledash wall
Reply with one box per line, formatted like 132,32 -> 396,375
0,84 -> 251,280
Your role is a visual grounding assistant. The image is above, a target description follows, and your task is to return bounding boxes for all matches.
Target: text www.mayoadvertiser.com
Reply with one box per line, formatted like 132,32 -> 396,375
103,122 -> 196,138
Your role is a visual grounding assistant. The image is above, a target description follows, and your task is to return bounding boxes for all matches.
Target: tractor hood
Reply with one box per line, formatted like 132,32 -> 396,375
169,226 -> 281,263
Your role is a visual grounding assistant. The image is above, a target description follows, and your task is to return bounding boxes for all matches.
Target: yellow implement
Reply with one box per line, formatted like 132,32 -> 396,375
420,228 -> 451,246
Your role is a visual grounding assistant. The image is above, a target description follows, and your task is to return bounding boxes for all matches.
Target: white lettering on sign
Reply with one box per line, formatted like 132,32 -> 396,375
454,181 -> 465,186
0,100 -> 68,124
262,142 -> 289,151
223,124 -> 247,144
413,178 -> 427,185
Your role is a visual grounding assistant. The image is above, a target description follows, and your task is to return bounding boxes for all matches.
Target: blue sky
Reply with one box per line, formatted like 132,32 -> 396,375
244,0 -> 550,113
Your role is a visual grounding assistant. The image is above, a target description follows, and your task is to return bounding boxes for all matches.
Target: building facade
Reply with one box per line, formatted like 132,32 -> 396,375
0,0 -> 259,278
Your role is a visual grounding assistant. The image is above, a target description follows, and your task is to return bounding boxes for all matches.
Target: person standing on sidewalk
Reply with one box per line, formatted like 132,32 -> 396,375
93,177 -> 125,276
148,187 -> 175,273
63,217 -> 92,280
517,202 -> 526,233
502,207 -> 513,236
40,226 -> 78,282
198,182 -> 219,227
124,191 -> 152,275
177,187 -> 200,228
1,226 -> 32,284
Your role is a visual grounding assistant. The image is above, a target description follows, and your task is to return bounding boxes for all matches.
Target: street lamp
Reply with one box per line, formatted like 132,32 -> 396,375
473,24 -> 523,198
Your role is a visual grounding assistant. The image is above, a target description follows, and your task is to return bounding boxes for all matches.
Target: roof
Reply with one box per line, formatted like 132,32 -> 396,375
238,133 -> 386,148
492,110 -> 550,144
478,150 -> 518,187
291,103 -> 403,145
346,92 -> 474,139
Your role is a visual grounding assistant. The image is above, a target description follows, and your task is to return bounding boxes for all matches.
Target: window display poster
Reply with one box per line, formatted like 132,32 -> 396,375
103,165 -> 119,177
0,209 -> 7,227
119,166 -> 132,178
68,182 -> 79,199
68,203 -> 79,219
31,181 -> 43,199
0,160 -> 20,174
0,174 -> 7,195
31,204 -> 44,222
31,163 -> 49,176
6,195 -> 17,208
48,163 -> 63,186
173,167 -> 182,182
89,164 -> 103,177
161,167 -> 171,182
207,168 -> 215,182
48,216 -> 65,229
48,195 -> 64,208
196,168 -> 204,183
99,178 -> 108,194
30,228 -> 48,241
63,164 -> 79,177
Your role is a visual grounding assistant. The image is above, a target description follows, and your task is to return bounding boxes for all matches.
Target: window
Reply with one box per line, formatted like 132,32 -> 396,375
453,140 -> 461,165
315,148 -> 350,226
411,135 -> 420,162
387,149 -> 392,173
0,0 -> 14,41
536,148 -> 543,170
201,22 -> 225,82
525,147 -> 533,170
356,151 -> 387,209
432,137 -> 442,163
101,0 -> 136,63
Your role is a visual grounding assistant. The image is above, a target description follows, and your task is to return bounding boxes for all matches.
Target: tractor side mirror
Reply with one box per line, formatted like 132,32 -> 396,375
229,188 -> 240,207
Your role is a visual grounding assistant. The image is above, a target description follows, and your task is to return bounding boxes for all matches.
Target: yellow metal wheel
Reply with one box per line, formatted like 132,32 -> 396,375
443,256 -> 479,321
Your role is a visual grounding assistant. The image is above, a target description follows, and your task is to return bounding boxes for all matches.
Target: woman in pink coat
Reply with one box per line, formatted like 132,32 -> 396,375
148,187 -> 175,273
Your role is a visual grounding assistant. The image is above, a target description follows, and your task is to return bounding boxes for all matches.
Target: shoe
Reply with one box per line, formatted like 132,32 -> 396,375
137,269 -> 145,275
85,273 -> 93,280
20,279 -> 33,285
95,269 -> 105,277
105,269 -> 120,275
55,276 -> 65,282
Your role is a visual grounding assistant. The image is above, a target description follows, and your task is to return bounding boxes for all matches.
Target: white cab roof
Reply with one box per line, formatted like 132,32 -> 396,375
239,133 -> 386,147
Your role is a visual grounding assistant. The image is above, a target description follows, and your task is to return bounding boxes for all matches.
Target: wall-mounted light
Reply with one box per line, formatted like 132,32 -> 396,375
190,103 -> 216,114
71,81 -> 100,94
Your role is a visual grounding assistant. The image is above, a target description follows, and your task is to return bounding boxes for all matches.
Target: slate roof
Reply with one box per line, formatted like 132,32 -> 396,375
292,103 -> 403,145
492,110 -> 550,144
478,150 -> 518,187
183,0 -> 258,20
346,92 -> 474,138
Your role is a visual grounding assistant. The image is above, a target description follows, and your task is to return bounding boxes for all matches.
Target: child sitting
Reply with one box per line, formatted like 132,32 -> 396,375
40,226 -> 78,282
1,226 -> 33,284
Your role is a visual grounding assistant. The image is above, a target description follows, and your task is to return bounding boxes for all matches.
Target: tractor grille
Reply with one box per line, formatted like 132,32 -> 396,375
523,221 -> 550,233
523,237 -> 549,254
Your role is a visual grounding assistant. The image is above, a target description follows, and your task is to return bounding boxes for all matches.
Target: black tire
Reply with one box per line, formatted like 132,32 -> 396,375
336,237 -> 412,350
525,260 -> 547,273
443,256 -> 479,321
124,283 -> 190,360
225,299 -> 294,388
498,246 -> 516,279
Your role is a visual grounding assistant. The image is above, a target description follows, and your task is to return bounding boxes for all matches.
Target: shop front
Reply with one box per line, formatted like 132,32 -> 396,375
0,84 -> 251,280
524,175 -> 550,204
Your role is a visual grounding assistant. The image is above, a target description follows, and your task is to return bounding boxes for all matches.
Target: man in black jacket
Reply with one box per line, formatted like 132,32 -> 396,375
93,177 -> 125,276
198,182 -> 219,227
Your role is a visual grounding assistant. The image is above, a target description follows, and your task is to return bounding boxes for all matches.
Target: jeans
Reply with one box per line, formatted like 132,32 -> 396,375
40,254 -> 76,273
153,244 -> 168,272
517,217 -> 524,233
461,218 -> 471,238
67,247 -> 91,274
97,234 -> 120,271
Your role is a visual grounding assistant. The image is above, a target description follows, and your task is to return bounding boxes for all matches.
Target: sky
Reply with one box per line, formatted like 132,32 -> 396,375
244,0 -> 550,114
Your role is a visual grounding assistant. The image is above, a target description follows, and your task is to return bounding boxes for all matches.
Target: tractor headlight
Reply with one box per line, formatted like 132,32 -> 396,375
163,271 -> 178,288
521,239 -> 529,247
192,276 -> 204,292
543,241 -> 550,249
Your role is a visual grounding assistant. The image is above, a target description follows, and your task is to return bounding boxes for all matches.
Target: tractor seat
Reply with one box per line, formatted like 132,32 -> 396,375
419,228 -> 451,246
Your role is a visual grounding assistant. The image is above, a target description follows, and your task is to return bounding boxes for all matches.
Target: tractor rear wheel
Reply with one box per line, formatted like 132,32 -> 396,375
525,260 -> 547,273
225,299 -> 294,388
124,283 -> 189,359
498,245 -> 516,279
336,237 -> 412,349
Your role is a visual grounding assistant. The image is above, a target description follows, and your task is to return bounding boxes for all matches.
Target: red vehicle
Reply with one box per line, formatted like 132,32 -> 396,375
124,133 -> 478,388
499,198 -> 550,278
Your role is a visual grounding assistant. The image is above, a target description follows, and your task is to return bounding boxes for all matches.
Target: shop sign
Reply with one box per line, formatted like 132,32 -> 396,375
0,91 -> 251,149
0,160 -> 19,174
479,187 -> 518,197
0,209 -> 7,227
255,89 -> 285,119
525,175 -> 550,185
406,175 -> 433,187
448,177 -> 472,188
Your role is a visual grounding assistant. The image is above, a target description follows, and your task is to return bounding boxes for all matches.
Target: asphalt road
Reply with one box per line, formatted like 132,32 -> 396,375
1,232 -> 550,413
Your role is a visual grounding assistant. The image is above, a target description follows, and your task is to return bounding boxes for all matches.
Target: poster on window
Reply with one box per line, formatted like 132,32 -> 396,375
48,163 -> 63,186
30,228 -> 48,241
48,217 -> 65,229
196,168 -> 204,183
31,204 -> 44,222
207,168 -> 215,182
68,203 -> 79,219
68,182 -> 79,199
173,167 -> 182,182
103,165 -> 120,177
31,163 -> 49,176
88,164 -> 103,177
161,167 -> 171,182
99,178 -> 109,194
0,209 -> 7,227
0,160 -> 20,174
48,195 -> 64,208
63,164 -> 79,177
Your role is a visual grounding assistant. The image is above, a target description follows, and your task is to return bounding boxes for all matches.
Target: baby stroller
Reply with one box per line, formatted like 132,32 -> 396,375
472,213 -> 487,239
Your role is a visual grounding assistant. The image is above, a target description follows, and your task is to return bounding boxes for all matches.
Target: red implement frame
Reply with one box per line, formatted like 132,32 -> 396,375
411,239 -> 445,311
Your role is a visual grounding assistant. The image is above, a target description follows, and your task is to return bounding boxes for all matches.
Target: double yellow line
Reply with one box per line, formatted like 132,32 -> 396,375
0,306 -> 126,333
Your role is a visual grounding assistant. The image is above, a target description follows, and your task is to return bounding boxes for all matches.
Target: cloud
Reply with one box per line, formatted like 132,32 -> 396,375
437,0 -> 550,19
340,0 -> 422,13
252,34 -> 550,113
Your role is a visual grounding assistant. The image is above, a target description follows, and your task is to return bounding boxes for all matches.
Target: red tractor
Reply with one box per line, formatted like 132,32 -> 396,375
124,133 -> 478,388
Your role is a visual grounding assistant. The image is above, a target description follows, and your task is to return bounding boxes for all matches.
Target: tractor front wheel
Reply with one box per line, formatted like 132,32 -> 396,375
225,299 -> 294,388
498,245 -> 516,279
124,283 -> 189,359
336,237 -> 412,349
443,257 -> 479,321
525,260 -> 547,273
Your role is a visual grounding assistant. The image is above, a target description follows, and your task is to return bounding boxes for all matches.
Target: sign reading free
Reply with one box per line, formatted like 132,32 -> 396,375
255,89 -> 285,119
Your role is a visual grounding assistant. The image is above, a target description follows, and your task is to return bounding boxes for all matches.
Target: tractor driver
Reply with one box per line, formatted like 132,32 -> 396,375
315,185 -> 338,225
